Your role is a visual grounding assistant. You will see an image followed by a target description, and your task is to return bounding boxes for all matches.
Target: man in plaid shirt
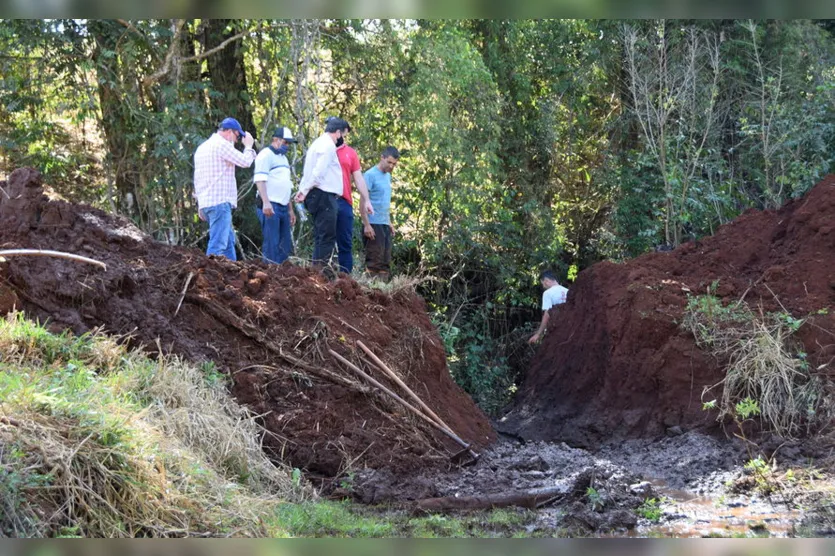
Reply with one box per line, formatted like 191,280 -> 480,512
193,117 -> 256,260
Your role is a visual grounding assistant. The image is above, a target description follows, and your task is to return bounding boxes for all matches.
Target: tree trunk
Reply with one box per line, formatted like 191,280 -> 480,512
201,19 -> 255,133
88,20 -> 143,222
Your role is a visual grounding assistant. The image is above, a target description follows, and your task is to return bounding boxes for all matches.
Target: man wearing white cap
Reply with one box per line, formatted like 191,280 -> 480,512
254,126 -> 298,264
193,116 -> 256,260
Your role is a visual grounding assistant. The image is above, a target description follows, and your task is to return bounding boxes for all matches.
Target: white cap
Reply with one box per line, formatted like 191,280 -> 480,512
273,127 -> 297,143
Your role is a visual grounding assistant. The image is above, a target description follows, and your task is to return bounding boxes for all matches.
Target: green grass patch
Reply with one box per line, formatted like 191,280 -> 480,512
273,501 -> 395,537
272,499 -> 541,538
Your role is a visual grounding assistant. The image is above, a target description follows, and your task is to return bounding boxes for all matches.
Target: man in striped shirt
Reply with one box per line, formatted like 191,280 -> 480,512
254,126 -> 298,264
193,117 -> 256,260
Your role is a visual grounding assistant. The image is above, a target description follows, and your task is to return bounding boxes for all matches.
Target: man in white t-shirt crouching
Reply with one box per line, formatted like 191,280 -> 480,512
528,270 -> 568,344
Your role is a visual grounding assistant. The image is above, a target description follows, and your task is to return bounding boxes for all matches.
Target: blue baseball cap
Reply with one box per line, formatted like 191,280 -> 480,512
219,117 -> 245,135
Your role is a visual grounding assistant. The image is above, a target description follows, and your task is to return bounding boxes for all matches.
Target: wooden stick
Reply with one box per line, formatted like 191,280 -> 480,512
328,348 -> 472,452
0,249 -> 107,270
360,354 -> 456,442
357,340 -> 454,436
415,485 -> 568,512
173,272 -> 194,317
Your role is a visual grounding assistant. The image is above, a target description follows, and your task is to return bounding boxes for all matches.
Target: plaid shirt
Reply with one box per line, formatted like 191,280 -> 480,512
193,133 -> 256,209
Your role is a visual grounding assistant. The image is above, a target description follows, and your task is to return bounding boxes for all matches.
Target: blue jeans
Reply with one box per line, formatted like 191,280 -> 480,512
257,201 -> 293,264
336,197 -> 354,273
204,202 -> 236,260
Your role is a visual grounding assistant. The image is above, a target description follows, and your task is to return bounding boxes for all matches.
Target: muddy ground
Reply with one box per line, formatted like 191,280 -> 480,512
4,166 -> 835,536
355,429 -> 831,536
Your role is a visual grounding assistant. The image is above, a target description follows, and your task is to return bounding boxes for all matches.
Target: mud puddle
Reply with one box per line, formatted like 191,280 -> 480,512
619,478 -> 800,538
643,485 -> 798,537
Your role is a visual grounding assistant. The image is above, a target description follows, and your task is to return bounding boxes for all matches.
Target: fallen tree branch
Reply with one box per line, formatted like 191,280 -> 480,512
414,486 -> 568,512
0,249 -> 107,270
357,340 -> 457,437
184,293 -> 359,389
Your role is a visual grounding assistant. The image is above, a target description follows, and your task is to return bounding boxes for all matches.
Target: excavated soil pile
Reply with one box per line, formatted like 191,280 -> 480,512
502,175 -> 835,449
0,167 -> 495,480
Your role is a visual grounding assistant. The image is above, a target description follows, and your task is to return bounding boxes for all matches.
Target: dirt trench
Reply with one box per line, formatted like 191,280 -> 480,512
0,167 -> 495,481
501,175 -> 835,449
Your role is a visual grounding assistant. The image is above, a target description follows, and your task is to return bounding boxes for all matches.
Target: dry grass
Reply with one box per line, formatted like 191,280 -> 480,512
683,293 -> 827,438
0,313 -> 309,537
352,272 -> 432,296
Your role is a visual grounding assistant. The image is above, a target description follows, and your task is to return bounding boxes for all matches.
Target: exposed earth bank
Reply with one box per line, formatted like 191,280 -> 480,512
501,175 -> 835,449
0,167 -> 494,481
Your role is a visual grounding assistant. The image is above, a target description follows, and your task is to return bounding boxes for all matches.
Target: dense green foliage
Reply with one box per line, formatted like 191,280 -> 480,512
2,19 -> 834,413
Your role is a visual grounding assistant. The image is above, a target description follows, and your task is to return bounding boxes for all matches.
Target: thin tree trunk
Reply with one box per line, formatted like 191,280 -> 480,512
202,19 -> 255,132
89,19 -> 143,224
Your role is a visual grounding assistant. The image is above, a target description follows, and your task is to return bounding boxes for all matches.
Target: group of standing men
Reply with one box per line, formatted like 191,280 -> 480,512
193,116 -> 400,279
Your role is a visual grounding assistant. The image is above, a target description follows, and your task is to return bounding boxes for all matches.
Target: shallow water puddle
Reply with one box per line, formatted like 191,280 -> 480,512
635,480 -> 800,538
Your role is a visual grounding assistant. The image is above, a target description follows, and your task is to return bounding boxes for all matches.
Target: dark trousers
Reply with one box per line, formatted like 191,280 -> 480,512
363,223 -> 392,278
336,197 -> 354,274
304,188 -> 339,266
256,201 -> 293,264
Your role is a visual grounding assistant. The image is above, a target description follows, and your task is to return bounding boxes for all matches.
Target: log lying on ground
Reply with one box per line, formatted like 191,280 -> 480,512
414,485 -> 568,512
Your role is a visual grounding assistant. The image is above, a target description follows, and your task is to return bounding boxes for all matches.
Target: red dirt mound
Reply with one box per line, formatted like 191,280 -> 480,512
0,167 -> 495,479
502,175 -> 835,448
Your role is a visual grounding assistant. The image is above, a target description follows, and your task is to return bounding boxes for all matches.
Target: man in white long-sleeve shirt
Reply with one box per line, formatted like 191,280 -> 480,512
294,117 -> 351,267
193,117 -> 256,260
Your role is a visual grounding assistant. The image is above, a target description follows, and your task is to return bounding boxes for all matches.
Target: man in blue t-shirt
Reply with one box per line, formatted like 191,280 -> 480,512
361,146 -> 400,280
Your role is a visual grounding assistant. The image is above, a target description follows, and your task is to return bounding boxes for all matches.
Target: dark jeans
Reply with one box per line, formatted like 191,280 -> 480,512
336,197 -> 354,274
256,201 -> 293,264
304,188 -> 339,266
363,223 -> 392,278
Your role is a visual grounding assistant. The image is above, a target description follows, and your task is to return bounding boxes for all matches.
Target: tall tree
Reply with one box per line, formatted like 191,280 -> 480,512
201,19 -> 255,132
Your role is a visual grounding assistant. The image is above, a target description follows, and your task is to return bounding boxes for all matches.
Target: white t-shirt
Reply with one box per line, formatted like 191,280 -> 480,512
253,147 -> 293,205
542,284 -> 568,311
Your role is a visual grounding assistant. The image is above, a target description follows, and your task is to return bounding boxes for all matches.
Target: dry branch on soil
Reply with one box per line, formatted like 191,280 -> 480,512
0,249 -> 107,270
414,486 -> 567,512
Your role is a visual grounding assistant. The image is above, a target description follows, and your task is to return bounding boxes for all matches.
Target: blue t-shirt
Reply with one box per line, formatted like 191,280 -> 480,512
364,165 -> 391,225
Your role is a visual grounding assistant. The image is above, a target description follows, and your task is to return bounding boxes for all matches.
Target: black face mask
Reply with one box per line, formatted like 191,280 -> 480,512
335,136 -> 344,148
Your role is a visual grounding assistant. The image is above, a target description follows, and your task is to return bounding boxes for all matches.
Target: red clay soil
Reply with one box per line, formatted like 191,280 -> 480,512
0,167 -> 495,480
502,175 -> 835,449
